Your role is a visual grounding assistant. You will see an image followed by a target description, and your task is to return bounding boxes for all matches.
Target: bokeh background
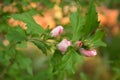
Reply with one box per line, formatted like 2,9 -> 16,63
0,0 -> 120,80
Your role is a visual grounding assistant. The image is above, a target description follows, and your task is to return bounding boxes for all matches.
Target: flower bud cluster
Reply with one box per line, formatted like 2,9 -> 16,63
50,26 -> 97,57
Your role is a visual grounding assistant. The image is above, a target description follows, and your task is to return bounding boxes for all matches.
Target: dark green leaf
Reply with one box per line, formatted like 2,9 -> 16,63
3,0 -> 12,5
83,0 -> 99,37
6,27 -> 27,42
32,40 -> 49,54
15,55 -> 33,75
0,51 -> 4,63
40,0 -> 55,8
51,50 -> 63,71
33,65 -> 53,80
0,24 -> 7,32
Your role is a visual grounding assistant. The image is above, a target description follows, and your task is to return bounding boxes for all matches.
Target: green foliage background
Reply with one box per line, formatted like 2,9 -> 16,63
0,0 -> 120,80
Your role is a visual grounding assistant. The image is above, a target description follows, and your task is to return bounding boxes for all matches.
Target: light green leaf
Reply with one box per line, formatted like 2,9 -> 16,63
70,11 -> 85,41
89,29 -> 104,42
80,72 -> 88,80
16,41 -> 27,48
11,10 -> 45,34
88,29 -> 106,48
59,48 -> 83,73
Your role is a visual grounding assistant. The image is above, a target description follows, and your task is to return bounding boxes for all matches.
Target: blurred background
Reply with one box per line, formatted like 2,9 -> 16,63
0,0 -> 120,80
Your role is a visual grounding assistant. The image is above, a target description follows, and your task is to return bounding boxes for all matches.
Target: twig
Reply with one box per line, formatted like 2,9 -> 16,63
0,58 -> 14,80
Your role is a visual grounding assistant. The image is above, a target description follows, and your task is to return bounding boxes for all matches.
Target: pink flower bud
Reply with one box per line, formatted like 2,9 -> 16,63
51,26 -> 63,37
76,41 -> 83,47
79,48 -> 97,57
57,39 -> 71,53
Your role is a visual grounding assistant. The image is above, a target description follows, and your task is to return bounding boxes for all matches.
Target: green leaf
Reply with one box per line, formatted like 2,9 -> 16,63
33,65 -> 53,80
83,0 -> 99,38
59,48 -> 83,73
88,29 -> 106,48
51,50 -> 63,71
32,40 -> 49,54
16,41 -> 27,48
80,72 -> 88,80
15,54 -> 33,75
89,29 -> 104,42
0,24 -> 8,32
6,27 -> 27,42
0,51 -> 4,62
40,0 -> 55,8
93,40 -> 106,48
11,10 -> 45,34
70,12 -> 77,31
3,0 -> 12,5
70,11 -> 85,41
2,48 -> 16,66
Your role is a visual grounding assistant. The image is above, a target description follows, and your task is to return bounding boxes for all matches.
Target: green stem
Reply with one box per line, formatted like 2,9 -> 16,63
0,58 -> 15,80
